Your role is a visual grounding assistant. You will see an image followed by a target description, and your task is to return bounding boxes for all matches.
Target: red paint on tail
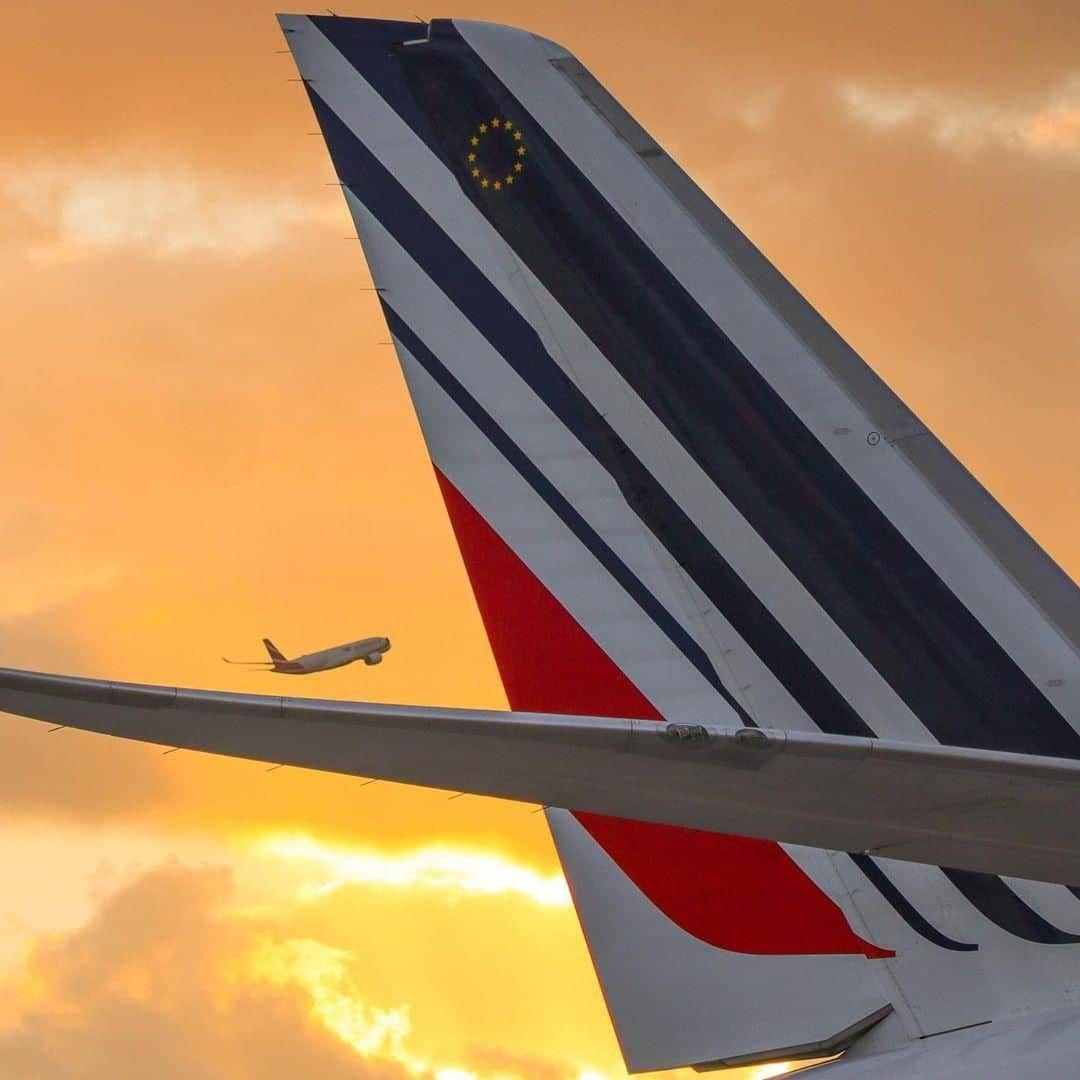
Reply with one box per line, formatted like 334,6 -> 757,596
574,812 -> 892,958
435,469 -> 892,959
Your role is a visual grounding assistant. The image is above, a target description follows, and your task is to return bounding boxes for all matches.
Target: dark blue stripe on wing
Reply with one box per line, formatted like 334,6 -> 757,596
302,81 -> 873,741
382,303 -> 747,721
849,854 -> 978,952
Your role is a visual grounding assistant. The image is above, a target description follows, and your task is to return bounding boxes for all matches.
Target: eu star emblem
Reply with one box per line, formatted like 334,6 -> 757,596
465,117 -> 525,194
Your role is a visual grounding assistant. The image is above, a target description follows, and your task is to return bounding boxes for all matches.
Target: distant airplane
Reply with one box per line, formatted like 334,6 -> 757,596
223,636 -> 390,674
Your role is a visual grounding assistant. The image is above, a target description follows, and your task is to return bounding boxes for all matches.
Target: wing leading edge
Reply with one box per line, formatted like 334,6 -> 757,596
3,664 -> 1080,885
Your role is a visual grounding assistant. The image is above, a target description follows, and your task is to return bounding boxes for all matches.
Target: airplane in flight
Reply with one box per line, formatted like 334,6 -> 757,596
223,636 -> 391,673
2,14 -> 1080,1078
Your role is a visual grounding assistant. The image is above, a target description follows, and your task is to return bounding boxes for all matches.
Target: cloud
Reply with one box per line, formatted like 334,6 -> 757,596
466,1045 -> 569,1080
0,853 -> 702,1080
250,937 -> 429,1072
251,936 -> 589,1080
0,863 -> 400,1080
1,161 -> 344,262
0,861 -> 566,1080
1027,77 -> 1080,151
263,834 -> 572,907
835,75 -> 1080,160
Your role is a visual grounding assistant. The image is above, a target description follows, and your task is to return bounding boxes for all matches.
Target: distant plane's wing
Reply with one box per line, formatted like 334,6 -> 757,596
3,665 -> 1080,885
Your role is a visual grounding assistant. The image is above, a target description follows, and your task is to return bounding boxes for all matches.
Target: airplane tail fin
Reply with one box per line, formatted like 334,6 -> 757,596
282,13 -> 1080,1072
262,638 -> 287,663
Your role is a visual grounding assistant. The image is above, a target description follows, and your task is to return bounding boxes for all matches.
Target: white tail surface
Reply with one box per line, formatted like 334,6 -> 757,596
282,12 -> 1080,1072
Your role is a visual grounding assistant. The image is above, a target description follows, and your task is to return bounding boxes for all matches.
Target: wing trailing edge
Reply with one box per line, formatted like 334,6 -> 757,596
4,665 -> 1080,886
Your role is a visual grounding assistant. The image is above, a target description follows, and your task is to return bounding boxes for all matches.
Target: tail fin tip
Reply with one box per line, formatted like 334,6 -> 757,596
262,638 -> 286,662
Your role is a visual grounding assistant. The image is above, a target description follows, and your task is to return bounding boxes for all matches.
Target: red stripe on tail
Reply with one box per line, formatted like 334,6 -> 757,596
434,470 -> 659,721
574,812 -> 892,958
435,469 -> 892,959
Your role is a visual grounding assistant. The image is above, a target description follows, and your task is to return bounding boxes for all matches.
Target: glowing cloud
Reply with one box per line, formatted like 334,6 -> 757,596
835,75 -> 1080,160
1,161 -> 343,262
251,938 -> 420,1063
250,937 -> 611,1080
262,834 -> 572,908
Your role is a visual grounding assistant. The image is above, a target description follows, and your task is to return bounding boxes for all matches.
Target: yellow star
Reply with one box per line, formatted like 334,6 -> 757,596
494,180 -> 502,190
504,120 -> 514,131
481,178 -> 489,188
516,145 -> 526,156
504,175 -> 514,185
513,130 -> 523,140
467,152 -> 476,162
470,136 -> 479,146
514,161 -> 523,172
492,118 -> 501,128
471,167 -> 480,178
479,123 -> 488,134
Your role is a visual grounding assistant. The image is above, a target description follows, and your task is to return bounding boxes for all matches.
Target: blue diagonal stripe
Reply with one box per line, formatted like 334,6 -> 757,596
383,301 -> 749,722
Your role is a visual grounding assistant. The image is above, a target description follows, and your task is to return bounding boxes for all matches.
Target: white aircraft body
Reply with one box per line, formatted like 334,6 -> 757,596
2,15 -> 1080,1076
224,636 -> 390,674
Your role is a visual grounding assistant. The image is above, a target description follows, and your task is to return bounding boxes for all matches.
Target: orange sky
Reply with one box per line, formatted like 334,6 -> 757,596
0,2 -> 1077,1077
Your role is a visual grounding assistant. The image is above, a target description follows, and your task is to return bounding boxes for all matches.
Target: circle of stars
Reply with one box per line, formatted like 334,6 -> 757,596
466,116 -> 526,193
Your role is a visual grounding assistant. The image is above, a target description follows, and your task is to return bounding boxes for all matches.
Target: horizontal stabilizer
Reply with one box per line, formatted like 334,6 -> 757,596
4,665 -> 1080,885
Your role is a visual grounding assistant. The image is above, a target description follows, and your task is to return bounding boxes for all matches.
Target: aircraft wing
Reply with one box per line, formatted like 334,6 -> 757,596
3,664 -> 1079,886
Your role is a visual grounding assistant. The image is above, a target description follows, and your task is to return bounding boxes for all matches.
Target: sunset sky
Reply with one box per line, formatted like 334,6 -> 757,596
0,2 -> 1077,1077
